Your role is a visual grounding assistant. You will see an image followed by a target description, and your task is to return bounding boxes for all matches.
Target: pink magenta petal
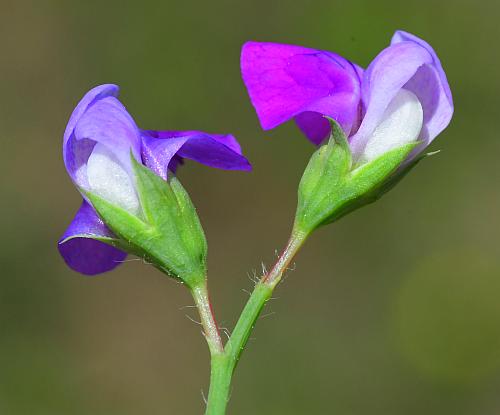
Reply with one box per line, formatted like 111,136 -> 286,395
241,42 -> 361,143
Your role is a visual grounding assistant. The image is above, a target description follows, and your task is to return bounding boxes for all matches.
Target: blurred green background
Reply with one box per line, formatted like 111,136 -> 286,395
1,0 -> 500,414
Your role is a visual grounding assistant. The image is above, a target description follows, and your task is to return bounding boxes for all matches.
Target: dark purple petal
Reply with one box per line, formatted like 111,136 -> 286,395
141,131 -> 251,179
58,201 -> 127,275
349,41 -> 434,158
294,112 -> 334,145
153,130 -> 243,154
141,134 -> 192,179
241,42 -> 361,143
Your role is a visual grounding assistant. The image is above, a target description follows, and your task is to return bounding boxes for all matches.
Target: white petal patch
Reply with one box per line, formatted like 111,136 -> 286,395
360,89 -> 423,164
86,143 -> 141,215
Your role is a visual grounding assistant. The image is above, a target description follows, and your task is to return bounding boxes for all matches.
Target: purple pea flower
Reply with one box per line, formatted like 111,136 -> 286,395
241,30 -> 453,164
241,42 -> 363,145
59,84 -> 251,276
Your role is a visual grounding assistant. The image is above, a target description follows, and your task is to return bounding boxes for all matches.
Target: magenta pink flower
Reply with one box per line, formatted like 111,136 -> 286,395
241,31 -> 453,164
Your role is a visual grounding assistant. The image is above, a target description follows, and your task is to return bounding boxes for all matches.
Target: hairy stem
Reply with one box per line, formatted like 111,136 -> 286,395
192,282 -> 224,355
204,227 -> 309,414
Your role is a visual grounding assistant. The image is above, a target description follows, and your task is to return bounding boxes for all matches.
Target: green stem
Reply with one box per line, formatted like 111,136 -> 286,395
192,282 -> 224,355
203,227 -> 309,414
204,353 -> 233,415
224,283 -> 275,366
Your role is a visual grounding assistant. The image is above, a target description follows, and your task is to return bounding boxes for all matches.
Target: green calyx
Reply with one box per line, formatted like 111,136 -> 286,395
85,155 -> 207,288
294,118 -> 433,234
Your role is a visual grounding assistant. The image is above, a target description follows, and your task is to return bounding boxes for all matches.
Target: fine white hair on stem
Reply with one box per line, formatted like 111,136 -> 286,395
184,314 -> 202,326
247,270 -> 260,284
221,328 -> 231,340
113,258 -> 141,263
259,311 -> 276,319
178,304 -> 197,310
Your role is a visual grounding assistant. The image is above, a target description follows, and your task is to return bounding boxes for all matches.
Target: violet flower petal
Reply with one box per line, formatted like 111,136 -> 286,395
74,96 -> 142,182
391,31 -> 454,151
391,31 -> 452,104
241,42 -> 361,143
58,201 -> 127,275
63,84 -> 142,189
152,130 -> 244,154
350,33 -> 453,160
295,62 -> 365,145
141,131 -> 251,179
63,85 -> 119,185
294,112 -> 337,146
